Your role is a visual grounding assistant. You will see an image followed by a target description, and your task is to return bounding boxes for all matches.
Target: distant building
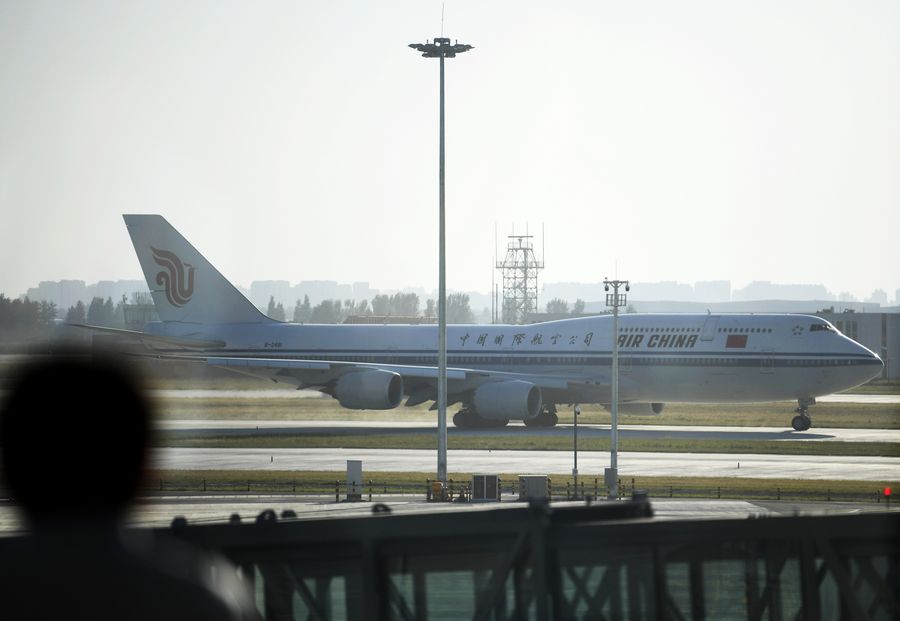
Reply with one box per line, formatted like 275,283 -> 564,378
694,280 -> 731,303
732,281 -> 833,302
867,289 -> 888,305
620,299 -> 892,315
628,281 -> 695,302
291,281 -> 353,306
94,280 -> 119,301
24,281 -> 75,309
57,280 -> 86,310
352,282 -> 373,301
24,279 -> 146,311
541,282 -> 608,305
249,280 -> 292,309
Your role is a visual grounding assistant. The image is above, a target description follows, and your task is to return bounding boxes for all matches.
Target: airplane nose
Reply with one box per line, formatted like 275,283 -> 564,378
859,344 -> 884,374
849,338 -> 883,368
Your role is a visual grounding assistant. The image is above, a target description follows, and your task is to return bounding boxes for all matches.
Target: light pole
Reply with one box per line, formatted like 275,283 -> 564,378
604,278 -> 629,499
409,38 -> 473,484
573,404 -> 581,499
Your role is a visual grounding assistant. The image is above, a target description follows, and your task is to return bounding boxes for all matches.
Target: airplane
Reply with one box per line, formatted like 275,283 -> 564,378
111,214 -> 884,432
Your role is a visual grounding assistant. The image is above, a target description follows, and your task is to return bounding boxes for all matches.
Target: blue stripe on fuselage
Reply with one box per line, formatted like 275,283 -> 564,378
172,349 -> 880,368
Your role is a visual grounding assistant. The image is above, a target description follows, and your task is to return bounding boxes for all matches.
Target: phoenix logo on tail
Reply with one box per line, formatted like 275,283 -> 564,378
151,246 -> 195,307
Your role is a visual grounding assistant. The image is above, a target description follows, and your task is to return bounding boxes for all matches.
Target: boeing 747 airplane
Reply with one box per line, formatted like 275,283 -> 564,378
113,215 -> 883,432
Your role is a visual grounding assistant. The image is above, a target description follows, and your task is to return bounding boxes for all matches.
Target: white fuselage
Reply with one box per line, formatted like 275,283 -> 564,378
148,313 -> 883,405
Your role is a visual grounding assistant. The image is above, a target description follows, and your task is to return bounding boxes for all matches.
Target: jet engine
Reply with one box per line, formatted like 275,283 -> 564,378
604,402 -> 666,416
472,380 -> 543,421
334,370 -> 403,410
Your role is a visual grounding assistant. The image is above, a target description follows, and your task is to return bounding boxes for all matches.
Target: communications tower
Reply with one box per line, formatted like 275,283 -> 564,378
496,234 -> 544,324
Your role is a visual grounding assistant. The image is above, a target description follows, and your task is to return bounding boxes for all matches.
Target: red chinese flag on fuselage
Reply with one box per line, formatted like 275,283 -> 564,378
726,334 -> 748,348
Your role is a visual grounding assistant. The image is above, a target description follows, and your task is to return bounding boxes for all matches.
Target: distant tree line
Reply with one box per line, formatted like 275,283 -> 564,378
266,292 -> 476,324
0,293 -> 148,344
0,295 -> 58,341
0,287 -> 481,344
544,298 -> 636,315
63,295 -> 129,328
545,298 -> 587,314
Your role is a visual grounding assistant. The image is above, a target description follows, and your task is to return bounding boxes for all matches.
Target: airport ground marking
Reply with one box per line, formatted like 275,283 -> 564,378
156,434 -> 900,457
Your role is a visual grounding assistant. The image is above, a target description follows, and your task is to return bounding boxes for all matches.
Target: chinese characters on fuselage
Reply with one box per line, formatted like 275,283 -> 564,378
454,331 -> 698,349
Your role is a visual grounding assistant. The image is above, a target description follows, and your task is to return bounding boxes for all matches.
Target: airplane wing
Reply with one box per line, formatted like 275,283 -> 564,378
203,355 -> 572,387
68,324 -> 227,349
149,353 -> 593,406
206,356 -> 472,382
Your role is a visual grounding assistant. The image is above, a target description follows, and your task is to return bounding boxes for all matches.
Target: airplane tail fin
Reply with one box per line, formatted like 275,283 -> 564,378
123,214 -> 271,324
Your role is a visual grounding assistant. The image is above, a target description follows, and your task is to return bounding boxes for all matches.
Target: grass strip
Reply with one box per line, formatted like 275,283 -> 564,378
145,469 -> 896,504
156,433 -> 900,457
152,397 -> 900,429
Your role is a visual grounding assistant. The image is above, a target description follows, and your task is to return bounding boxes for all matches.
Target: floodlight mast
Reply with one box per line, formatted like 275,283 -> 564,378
604,278 -> 629,499
408,38 -> 473,485
573,404 -> 581,499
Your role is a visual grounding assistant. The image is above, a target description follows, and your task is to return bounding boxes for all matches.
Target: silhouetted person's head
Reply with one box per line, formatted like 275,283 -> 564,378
1,352 -> 151,527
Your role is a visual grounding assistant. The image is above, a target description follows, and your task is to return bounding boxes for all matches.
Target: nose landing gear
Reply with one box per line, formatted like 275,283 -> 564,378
791,398 -> 815,431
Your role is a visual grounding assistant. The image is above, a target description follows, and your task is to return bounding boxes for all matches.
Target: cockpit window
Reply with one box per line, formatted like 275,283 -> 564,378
810,323 -> 833,332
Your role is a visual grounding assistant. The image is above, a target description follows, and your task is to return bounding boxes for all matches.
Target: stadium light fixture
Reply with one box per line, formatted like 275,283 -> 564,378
408,37 -> 473,485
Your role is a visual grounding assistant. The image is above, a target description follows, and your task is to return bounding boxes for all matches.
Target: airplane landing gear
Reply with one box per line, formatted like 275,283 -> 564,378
452,408 -> 509,428
791,415 -> 810,432
791,398 -> 814,431
524,405 -> 559,427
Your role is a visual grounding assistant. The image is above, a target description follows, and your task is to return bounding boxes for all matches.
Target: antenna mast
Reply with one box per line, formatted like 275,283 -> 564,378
495,226 -> 545,324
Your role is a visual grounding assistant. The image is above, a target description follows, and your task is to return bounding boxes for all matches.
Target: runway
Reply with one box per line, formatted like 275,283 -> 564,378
817,394 -> 900,404
160,419 -> 900,444
151,447 -> 900,481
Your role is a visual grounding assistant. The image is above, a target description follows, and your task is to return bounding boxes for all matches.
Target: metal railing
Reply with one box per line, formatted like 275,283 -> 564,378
141,477 -> 896,506
162,498 -> 899,620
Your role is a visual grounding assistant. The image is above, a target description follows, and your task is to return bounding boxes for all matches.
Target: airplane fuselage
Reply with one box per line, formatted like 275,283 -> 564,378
123,214 -> 883,430
147,312 -> 882,406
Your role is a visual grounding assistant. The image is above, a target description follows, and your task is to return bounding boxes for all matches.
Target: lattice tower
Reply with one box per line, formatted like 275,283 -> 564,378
496,235 -> 544,324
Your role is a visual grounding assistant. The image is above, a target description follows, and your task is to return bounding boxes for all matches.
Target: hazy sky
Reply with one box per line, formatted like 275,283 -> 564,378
2,1 -> 898,301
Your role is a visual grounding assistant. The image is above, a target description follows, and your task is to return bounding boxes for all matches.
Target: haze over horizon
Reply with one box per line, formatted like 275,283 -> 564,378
17,276 -> 898,313
2,2 -> 898,302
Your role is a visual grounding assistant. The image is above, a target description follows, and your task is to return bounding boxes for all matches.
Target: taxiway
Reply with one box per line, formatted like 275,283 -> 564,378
160,419 -> 900,444
151,446 -> 900,481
